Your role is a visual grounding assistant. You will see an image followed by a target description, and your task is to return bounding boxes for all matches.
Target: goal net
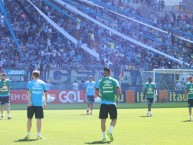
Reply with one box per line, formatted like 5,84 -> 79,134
142,69 -> 193,90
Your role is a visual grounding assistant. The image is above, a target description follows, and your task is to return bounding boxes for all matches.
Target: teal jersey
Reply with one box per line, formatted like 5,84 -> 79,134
186,82 -> 193,99
144,82 -> 156,98
96,77 -> 119,103
0,79 -> 11,97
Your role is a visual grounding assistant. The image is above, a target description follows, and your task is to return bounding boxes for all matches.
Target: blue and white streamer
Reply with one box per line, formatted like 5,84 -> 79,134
54,0 -> 189,65
28,0 -> 100,60
0,0 -> 23,56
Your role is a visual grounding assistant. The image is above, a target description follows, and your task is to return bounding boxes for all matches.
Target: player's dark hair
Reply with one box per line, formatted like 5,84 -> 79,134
1,73 -> 6,76
32,70 -> 40,78
104,67 -> 111,73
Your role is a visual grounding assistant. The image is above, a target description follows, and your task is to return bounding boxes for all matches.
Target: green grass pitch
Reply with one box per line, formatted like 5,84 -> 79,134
0,103 -> 193,145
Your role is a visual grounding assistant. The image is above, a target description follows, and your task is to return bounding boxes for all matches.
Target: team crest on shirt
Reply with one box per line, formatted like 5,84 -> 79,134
103,80 -> 112,86
189,85 -> 193,94
148,87 -> 153,92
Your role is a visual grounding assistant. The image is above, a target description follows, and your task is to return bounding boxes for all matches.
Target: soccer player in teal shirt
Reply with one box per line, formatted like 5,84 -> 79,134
85,75 -> 95,115
185,76 -> 193,121
143,77 -> 158,117
95,68 -> 121,142
24,70 -> 47,140
0,73 -> 11,119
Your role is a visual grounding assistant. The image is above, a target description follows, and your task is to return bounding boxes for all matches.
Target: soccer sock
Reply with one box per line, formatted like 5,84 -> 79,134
108,125 -> 114,133
102,132 -> 106,139
87,108 -> 89,114
37,132 -> 41,136
27,132 -> 30,135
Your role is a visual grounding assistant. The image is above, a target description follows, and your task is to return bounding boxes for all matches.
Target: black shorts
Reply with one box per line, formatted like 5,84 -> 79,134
147,98 -> 154,104
188,99 -> 193,108
99,104 -> 117,119
87,95 -> 94,103
27,106 -> 44,119
0,96 -> 10,105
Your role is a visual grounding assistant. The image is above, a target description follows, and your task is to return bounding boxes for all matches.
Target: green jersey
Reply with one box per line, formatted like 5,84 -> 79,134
96,77 -> 119,102
144,82 -> 156,98
0,79 -> 11,97
186,82 -> 193,99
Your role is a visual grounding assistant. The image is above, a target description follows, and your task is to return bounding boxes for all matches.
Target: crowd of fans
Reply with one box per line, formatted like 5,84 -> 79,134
0,0 -> 193,82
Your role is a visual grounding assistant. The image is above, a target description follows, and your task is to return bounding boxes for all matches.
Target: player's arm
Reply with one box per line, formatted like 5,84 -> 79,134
43,83 -> 48,108
43,90 -> 48,108
95,88 -> 101,98
95,80 -> 101,98
116,86 -> 122,100
185,89 -> 188,98
8,81 -> 11,92
154,88 -> 158,96
8,86 -> 11,92
84,83 -> 87,96
0,82 -> 2,93
154,83 -> 158,96
143,88 -> 147,101
185,83 -> 188,98
27,89 -> 32,106
114,79 -> 122,100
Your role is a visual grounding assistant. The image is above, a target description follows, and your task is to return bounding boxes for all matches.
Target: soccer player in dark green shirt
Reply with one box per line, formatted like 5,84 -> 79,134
95,68 -> 121,142
0,73 -> 11,119
143,77 -> 157,117
185,76 -> 193,121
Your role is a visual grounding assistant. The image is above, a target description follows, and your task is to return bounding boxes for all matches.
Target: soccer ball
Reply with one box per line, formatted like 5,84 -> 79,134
42,94 -> 55,104
95,97 -> 101,103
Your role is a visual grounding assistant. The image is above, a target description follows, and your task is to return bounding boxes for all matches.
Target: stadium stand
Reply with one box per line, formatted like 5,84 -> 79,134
0,0 -> 192,89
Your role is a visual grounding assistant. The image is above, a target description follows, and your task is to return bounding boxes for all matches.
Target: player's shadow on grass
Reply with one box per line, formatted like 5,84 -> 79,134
182,120 -> 192,122
85,141 -> 112,144
80,114 -> 89,115
140,116 -> 149,117
14,138 -> 37,142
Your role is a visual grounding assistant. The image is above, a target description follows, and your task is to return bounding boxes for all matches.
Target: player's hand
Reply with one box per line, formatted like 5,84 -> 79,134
143,97 -> 147,102
27,100 -> 32,107
43,102 -> 47,109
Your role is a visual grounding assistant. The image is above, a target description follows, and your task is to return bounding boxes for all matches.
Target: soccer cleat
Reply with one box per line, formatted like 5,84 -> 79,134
36,136 -> 45,140
190,117 -> 192,121
1,116 -> 4,120
101,138 -> 106,142
86,109 -> 89,115
24,135 -> 30,140
147,112 -> 152,117
90,112 -> 93,115
107,131 -> 113,141
7,116 -> 11,120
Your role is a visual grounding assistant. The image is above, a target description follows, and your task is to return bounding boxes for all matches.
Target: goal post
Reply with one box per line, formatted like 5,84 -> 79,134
141,69 -> 193,103
141,69 -> 193,91
153,69 -> 193,90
